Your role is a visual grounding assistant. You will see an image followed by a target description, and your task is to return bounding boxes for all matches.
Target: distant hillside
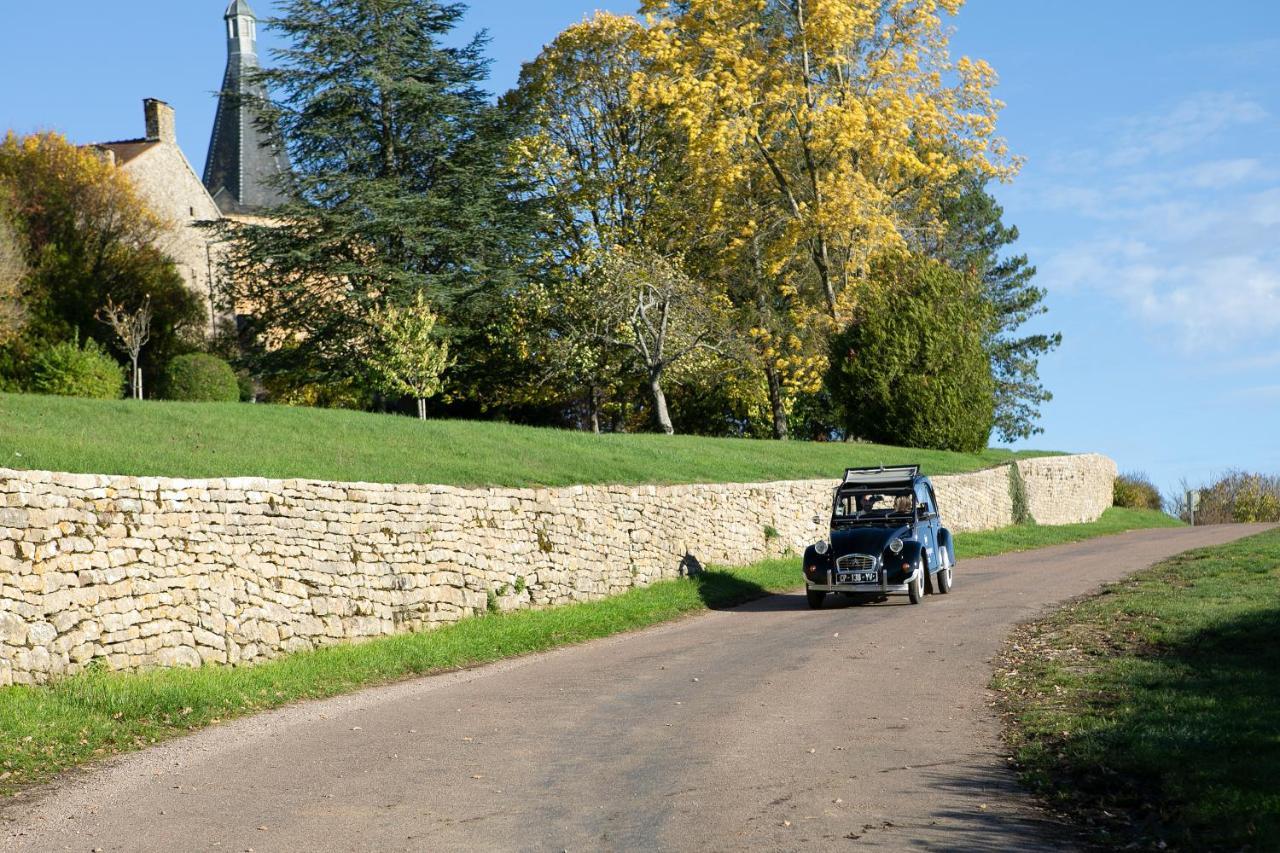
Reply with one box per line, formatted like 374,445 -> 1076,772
0,394 -> 1058,488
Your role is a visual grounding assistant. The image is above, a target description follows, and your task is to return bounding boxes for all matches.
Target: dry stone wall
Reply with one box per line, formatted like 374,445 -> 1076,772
0,454 -> 1114,685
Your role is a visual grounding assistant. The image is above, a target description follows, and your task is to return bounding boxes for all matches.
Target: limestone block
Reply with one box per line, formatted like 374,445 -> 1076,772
157,646 -> 202,668
27,620 -> 57,647
0,611 -> 28,645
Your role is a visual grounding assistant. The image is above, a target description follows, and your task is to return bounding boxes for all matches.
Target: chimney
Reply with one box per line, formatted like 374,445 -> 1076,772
89,146 -> 117,168
144,99 -> 177,144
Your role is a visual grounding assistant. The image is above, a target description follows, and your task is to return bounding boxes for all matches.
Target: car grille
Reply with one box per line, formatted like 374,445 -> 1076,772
836,553 -> 878,572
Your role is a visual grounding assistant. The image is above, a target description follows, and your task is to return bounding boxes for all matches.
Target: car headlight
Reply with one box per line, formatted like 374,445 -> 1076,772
814,540 -> 830,556
888,538 -> 904,554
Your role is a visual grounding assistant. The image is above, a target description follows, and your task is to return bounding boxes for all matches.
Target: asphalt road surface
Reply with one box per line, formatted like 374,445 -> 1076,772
5,524 -> 1272,853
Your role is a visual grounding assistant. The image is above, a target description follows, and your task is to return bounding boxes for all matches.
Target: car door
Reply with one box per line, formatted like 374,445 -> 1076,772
924,482 -> 947,565
914,482 -> 938,569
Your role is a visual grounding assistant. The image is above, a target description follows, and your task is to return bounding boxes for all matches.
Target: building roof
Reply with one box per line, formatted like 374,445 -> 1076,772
225,0 -> 257,18
203,68 -> 289,215
205,3 -> 289,215
93,139 -> 160,165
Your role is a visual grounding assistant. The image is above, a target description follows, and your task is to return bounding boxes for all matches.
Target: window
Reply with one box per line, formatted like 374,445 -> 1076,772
914,484 -> 936,515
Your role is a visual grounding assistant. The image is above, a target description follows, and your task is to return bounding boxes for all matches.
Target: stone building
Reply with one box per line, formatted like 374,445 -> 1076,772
85,1 -> 288,334
91,100 -> 225,330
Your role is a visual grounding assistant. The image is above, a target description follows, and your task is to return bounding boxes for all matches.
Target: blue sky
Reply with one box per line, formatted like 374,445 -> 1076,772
2,2 -> 1277,494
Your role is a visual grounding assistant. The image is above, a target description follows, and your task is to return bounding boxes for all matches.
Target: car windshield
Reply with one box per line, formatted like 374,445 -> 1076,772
834,489 -> 915,522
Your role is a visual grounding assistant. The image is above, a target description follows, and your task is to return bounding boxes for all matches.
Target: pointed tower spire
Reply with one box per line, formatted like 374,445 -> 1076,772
204,0 -> 289,215
226,0 -> 258,61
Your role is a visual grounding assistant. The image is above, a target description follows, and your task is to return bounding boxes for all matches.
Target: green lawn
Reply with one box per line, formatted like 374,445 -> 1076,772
956,507 -> 1184,560
994,528 -> 1280,850
0,392 -> 1054,488
0,509 -> 1179,797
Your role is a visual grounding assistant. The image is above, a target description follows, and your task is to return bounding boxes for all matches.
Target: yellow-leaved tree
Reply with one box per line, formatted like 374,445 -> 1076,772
639,0 -> 1018,323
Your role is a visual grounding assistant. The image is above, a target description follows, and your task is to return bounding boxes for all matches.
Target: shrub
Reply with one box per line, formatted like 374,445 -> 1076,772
1113,471 -> 1163,510
826,253 -> 995,453
161,354 -> 239,402
1009,464 -> 1035,525
1193,471 -> 1280,524
28,337 -> 124,399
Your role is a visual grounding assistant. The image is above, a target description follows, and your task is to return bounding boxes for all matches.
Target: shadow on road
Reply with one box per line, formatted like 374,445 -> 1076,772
698,582 -> 915,614
898,757 -> 1076,852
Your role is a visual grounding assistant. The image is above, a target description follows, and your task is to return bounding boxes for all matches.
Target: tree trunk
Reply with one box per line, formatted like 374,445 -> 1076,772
765,365 -> 789,440
132,361 -> 142,400
417,397 -> 427,421
813,239 -> 838,319
588,386 -> 601,434
649,372 -> 674,436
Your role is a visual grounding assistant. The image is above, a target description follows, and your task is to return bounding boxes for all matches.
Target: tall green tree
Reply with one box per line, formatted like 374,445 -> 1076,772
224,0 -> 522,390
927,173 -> 1060,442
828,253 -> 995,453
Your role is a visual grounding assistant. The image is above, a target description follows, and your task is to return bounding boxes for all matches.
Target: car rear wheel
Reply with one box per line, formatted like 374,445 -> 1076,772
907,569 -> 924,605
936,550 -> 953,594
806,588 -> 827,609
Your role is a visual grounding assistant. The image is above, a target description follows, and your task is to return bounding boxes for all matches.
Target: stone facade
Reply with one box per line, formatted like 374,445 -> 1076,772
0,454 -> 1115,685
92,100 -> 226,332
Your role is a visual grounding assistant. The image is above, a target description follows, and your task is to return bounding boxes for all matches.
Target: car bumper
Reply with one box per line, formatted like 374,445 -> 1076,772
807,569 -> 920,596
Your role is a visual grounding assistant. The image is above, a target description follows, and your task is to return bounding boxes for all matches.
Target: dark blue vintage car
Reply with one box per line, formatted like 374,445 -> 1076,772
802,466 -> 955,608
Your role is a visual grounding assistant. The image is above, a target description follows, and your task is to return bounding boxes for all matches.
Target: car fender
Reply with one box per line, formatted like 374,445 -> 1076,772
936,528 -> 956,567
891,539 -> 926,582
802,543 -> 833,582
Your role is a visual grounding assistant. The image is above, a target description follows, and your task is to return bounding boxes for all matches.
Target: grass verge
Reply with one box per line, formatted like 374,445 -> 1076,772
0,508 -> 1178,798
994,527 -> 1280,850
0,392 -> 1053,488
956,507 -> 1183,560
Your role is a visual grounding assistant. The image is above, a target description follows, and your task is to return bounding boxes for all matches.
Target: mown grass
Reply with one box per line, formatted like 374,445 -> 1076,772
0,393 -> 1053,488
0,510 -> 1182,798
994,528 -> 1280,850
956,507 -> 1183,560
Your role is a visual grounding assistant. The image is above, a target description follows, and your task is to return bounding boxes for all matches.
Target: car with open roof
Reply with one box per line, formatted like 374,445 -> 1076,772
802,465 -> 955,608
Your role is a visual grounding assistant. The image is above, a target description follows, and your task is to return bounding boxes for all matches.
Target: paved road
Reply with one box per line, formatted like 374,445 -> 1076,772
6,524 -> 1272,853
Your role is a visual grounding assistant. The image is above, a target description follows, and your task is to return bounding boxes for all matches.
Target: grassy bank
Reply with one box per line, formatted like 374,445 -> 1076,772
994,528 -> 1280,850
0,393 -> 1052,488
0,509 -> 1180,798
956,507 -> 1183,560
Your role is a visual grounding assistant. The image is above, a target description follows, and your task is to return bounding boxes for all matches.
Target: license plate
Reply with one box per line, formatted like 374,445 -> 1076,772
838,571 -> 878,584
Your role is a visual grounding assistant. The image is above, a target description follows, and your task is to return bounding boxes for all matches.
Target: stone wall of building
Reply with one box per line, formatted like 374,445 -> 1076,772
0,454 -> 1115,685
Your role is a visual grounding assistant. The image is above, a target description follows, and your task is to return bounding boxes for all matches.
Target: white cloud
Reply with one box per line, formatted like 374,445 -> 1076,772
1226,384 -> 1280,403
1104,93 -> 1268,168
1042,245 -> 1280,349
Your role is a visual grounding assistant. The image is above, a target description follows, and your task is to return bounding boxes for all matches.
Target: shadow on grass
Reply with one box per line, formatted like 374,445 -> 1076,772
1024,606 -> 1280,849
691,568 -> 776,611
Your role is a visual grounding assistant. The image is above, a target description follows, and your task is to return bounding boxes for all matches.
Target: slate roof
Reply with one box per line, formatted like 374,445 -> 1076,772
203,7 -> 289,215
225,0 -> 257,18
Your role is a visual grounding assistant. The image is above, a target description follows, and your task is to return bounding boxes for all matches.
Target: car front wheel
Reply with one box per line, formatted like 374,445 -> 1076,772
907,569 -> 924,605
806,588 -> 827,610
